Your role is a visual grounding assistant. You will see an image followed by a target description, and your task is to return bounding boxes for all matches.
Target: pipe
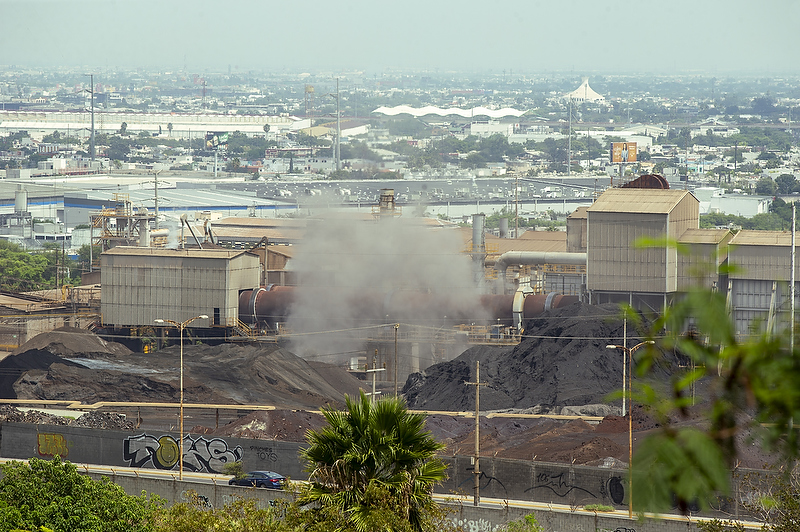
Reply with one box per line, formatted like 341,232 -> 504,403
181,214 -> 203,249
494,251 -> 587,291
238,287 -> 577,328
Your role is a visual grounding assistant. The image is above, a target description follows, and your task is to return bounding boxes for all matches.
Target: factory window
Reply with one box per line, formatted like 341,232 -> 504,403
214,308 -> 220,325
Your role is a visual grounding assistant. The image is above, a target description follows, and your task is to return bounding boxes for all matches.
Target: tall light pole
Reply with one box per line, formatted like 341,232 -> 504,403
84,74 -> 95,162
393,323 -> 399,397
154,314 -> 208,479
606,339 -> 654,518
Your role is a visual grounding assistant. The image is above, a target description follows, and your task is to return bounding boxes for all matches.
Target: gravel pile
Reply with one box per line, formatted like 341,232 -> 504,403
403,302 -> 675,412
0,405 -> 134,430
10,327 -> 132,359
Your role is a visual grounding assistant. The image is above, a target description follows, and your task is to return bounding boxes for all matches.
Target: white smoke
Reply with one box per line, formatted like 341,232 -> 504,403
285,213 -> 488,357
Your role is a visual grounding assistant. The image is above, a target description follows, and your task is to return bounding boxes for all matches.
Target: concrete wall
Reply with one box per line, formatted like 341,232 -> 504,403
3,470 -> 707,532
442,456 -> 627,509
0,422 -> 749,521
0,422 -> 306,480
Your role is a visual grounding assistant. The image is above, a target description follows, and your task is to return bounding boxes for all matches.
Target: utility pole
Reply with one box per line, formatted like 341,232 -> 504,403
567,98 -> 572,176
515,174 -> 519,238
154,169 -> 160,230
465,361 -> 488,506
85,74 -> 95,162
366,349 -> 385,403
789,201 -> 796,356
336,78 -> 341,172
394,324 -> 400,397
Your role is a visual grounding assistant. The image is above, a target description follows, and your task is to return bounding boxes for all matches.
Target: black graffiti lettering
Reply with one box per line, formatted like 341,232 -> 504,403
524,472 -> 597,498
458,467 -> 507,494
250,445 -> 278,462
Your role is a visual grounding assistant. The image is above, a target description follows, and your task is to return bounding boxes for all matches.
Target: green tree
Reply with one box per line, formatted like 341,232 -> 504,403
167,123 -> 173,136
300,392 -> 447,532
628,254 -> 800,515
0,240 -> 50,291
501,513 -> 544,532
119,122 -> 127,136
755,176 -> 777,195
0,457 -> 162,532
155,493 -> 286,532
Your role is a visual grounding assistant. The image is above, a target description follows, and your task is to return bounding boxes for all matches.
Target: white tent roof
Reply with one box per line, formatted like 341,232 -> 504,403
565,78 -> 605,103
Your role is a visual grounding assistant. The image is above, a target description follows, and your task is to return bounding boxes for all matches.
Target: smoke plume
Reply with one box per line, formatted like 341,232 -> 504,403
285,213 -> 488,357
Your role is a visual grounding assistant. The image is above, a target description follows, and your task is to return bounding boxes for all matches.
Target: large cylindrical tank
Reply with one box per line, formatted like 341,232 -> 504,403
14,186 -> 27,213
238,287 -> 576,327
472,213 -> 485,252
499,218 -> 509,238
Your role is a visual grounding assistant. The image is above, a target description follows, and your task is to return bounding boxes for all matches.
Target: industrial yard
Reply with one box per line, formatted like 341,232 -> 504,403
0,181 -> 793,474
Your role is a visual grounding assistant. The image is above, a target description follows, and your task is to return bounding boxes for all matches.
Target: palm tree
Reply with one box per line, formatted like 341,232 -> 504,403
300,392 -> 447,532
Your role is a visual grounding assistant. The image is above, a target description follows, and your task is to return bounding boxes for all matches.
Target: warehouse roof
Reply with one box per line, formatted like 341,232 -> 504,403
730,230 -> 792,246
567,206 -> 589,220
588,189 -> 696,214
102,246 -> 257,259
678,228 -> 732,244
214,217 -> 308,228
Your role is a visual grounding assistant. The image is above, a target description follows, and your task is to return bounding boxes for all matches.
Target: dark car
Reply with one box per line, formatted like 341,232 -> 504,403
228,470 -> 286,489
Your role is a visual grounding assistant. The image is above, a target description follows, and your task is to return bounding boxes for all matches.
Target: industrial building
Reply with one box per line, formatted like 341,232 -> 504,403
5,177 -> 799,379
101,247 -> 260,331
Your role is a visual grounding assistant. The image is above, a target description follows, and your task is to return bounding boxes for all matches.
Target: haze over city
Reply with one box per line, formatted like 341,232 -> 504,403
2,0 -> 799,74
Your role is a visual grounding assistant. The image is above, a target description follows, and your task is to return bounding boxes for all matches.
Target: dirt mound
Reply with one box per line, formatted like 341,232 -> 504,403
11,327 -> 132,358
197,409 -> 327,441
7,332 -> 364,410
403,302 -> 676,412
0,350 -> 87,399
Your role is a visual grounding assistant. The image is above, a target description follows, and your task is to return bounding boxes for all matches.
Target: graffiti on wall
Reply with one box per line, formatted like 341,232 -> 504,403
605,476 -> 625,505
448,517 -> 500,532
123,433 -> 243,473
458,467 -> 508,495
37,433 -> 72,458
524,471 -> 596,498
250,445 -> 278,462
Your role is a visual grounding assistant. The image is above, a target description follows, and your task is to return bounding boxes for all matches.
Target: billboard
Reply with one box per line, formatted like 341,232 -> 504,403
205,132 -> 229,149
610,142 -> 637,163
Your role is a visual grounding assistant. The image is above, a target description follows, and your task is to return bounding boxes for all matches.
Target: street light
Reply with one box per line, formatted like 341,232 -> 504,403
606,340 -> 654,519
154,314 -> 208,479
393,323 -> 399,398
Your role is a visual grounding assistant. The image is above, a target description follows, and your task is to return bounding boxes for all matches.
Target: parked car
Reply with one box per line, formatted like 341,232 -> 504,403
228,471 -> 286,489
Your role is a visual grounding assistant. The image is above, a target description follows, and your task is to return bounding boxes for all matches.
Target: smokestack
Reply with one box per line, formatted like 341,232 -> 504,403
14,185 -> 27,214
472,214 -> 485,253
472,214 -> 486,288
499,218 -> 509,238
139,219 -> 150,247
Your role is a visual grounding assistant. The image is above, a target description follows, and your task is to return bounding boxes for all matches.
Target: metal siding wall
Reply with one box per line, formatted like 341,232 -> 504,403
101,253 -> 239,327
731,244 -> 793,282
588,212 -> 668,292
677,243 -> 719,291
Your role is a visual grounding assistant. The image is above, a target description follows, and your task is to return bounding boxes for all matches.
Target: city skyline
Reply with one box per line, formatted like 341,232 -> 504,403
1,0 -> 799,75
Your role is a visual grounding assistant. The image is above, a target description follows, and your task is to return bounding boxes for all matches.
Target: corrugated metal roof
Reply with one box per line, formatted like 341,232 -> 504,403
215,217 -> 308,228
567,206 -> 589,219
102,246 -> 255,259
730,230 -> 792,246
211,226 -> 305,242
518,230 -> 567,241
266,245 -> 295,258
492,235 -> 566,254
678,228 -> 731,244
587,189 -> 696,214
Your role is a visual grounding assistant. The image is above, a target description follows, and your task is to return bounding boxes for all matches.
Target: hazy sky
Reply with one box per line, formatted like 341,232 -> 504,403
2,0 -> 799,74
